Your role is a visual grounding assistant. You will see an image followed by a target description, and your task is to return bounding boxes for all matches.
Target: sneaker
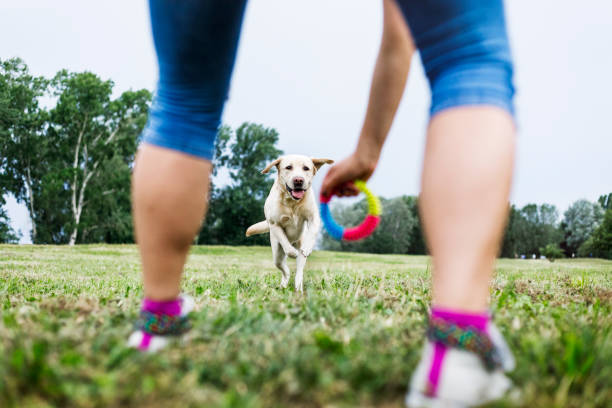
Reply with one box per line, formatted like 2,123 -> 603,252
405,322 -> 515,408
127,294 -> 194,352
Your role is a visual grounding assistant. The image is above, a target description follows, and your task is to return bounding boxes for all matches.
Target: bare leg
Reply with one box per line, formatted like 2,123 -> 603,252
132,144 -> 212,301
420,106 -> 515,312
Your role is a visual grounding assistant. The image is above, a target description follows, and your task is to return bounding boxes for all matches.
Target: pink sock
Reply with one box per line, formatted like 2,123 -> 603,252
138,298 -> 181,350
426,307 -> 490,397
142,298 -> 182,316
431,307 -> 489,331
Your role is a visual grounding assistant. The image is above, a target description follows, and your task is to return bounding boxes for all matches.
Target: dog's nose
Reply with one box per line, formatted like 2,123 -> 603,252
293,177 -> 304,187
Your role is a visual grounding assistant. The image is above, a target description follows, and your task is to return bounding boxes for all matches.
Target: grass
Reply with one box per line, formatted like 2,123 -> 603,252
0,245 -> 611,407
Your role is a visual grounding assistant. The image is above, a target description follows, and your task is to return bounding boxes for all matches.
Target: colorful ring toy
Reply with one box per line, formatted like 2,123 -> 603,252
320,180 -> 382,241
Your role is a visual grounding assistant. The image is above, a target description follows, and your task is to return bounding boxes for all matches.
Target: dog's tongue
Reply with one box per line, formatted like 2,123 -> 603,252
291,189 -> 305,199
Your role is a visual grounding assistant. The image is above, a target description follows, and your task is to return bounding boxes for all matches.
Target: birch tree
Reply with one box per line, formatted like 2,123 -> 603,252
49,71 -> 150,245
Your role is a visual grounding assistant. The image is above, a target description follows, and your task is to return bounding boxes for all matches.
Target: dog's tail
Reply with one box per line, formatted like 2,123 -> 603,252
246,220 -> 269,237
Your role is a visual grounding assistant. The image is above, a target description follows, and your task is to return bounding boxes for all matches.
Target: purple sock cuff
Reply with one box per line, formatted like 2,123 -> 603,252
431,307 -> 489,331
143,298 -> 181,316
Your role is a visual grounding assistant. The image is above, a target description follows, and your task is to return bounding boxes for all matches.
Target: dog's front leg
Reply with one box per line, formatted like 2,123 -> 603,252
300,216 -> 320,258
294,253 -> 307,292
271,236 -> 291,288
269,223 -> 299,258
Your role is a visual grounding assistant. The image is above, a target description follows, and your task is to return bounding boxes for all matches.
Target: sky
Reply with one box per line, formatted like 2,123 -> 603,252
1,0 -> 611,243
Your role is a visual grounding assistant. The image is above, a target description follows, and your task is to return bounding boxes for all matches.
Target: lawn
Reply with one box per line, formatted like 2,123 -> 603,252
1,245 -> 611,407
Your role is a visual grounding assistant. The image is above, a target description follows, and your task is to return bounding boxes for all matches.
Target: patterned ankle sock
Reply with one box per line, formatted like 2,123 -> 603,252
137,298 -> 184,350
425,307 -> 491,397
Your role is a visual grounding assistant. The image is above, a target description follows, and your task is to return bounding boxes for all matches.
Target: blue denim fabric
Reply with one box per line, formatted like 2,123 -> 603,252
142,0 -> 515,160
396,0 -> 515,116
141,0 -> 247,160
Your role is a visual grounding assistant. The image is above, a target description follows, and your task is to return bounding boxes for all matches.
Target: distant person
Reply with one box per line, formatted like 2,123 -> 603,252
128,0 -> 517,406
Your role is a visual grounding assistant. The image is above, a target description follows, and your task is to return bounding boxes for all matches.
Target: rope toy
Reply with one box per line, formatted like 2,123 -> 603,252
320,180 -> 381,241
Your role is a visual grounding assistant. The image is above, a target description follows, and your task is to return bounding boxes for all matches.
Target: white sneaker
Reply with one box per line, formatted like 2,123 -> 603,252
127,294 -> 195,352
405,323 -> 515,408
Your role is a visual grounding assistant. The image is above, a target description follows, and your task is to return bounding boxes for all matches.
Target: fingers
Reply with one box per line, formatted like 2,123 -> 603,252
335,182 -> 360,197
321,153 -> 376,197
322,159 -> 358,197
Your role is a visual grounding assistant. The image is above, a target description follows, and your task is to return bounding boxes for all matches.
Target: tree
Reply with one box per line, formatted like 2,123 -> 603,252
0,199 -> 19,243
500,203 -> 563,257
598,193 -> 611,210
320,196 -> 417,254
579,208 -> 612,259
540,243 -> 564,262
48,71 -> 150,244
198,123 -> 282,246
562,199 -> 604,255
0,58 -> 49,243
402,195 -> 427,254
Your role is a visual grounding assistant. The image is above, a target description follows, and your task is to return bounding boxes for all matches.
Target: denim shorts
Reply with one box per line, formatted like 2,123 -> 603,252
142,0 -> 515,160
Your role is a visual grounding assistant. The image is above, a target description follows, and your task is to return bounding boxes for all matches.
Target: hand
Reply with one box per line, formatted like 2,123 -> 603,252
321,151 -> 377,198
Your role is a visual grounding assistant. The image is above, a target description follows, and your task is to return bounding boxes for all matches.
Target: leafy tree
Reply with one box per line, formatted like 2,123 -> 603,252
579,208 -> 612,259
500,203 -> 563,257
198,123 -> 282,246
0,199 -> 19,243
320,196 -> 417,254
562,199 -> 604,255
77,154 -> 136,243
540,243 -> 564,262
598,193 -> 611,210
0,58 -> 49,242
48,71 -> 150,244
402,195 -> 427,254
500,205 -> 521,257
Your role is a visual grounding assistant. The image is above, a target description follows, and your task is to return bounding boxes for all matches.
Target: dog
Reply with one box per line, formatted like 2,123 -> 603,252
246,155 -> 334,292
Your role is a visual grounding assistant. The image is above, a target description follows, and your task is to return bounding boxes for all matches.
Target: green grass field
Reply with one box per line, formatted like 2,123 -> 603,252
1,245 -> 611,407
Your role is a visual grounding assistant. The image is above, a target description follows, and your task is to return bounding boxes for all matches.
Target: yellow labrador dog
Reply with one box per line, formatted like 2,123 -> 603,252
246,155 -> 333,292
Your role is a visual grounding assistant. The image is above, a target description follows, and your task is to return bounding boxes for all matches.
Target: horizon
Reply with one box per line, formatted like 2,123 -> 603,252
2,0 -> 611,243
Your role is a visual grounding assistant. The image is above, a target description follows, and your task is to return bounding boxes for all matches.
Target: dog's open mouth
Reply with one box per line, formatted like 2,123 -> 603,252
286,184 -> 305,200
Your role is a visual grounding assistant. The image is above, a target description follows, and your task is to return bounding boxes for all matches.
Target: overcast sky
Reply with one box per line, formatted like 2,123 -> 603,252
2,0 -> 611,243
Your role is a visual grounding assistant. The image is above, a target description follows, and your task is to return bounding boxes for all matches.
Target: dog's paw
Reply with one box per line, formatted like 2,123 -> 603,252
286,247 -> 299,258
300,247 -> 313,257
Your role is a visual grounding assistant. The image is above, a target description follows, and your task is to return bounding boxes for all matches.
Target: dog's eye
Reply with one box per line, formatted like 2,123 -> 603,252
285,165 -> 293,170
303,166 -> 310,171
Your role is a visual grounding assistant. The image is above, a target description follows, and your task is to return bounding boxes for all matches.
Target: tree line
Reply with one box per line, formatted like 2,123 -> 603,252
1,58 -> 149,244
1,59 -> 611,259
321,194 -> 611,260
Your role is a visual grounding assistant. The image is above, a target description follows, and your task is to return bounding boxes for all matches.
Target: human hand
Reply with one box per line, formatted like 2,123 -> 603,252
320,151 -> 377,198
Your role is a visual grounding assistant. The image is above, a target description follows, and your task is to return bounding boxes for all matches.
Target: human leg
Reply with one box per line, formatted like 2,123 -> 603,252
129,0 -> 247,350
405,107 -> 516,405
395,0 -> 517,404
133,145 -> 212,301
421,107 -> 515,312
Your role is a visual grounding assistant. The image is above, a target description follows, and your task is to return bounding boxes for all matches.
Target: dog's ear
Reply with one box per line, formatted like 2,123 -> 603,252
311,158 -> 334,174
261,158 -> 282,174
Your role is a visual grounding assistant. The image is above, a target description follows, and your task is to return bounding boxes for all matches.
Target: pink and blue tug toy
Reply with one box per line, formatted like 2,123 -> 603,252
320,180 -> 382,241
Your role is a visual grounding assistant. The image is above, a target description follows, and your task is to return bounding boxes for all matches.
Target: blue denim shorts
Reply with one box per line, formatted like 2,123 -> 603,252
397,0 -> 515,116
142,0 -> 515,160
